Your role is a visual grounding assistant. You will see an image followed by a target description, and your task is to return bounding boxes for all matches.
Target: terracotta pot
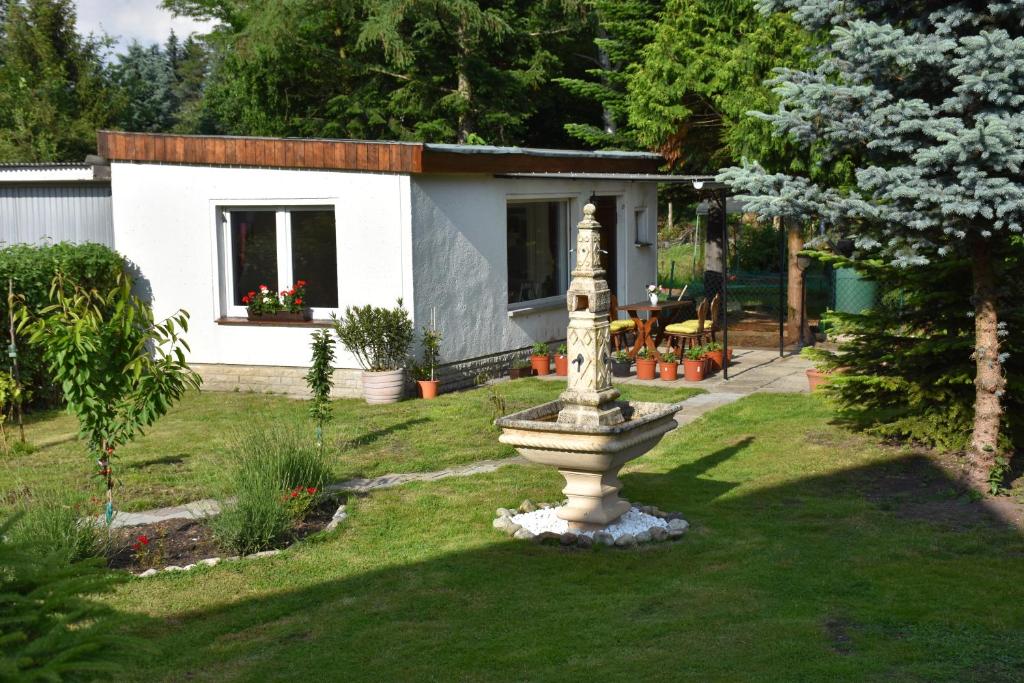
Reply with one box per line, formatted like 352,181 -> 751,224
611,360 -> 632,378
246,308 -> 313,322
683,358 -> 706,382
659,361 -> 679,381
554,354 -> 568,376
531,355 -> 551,376
706,348 -> 734,372
806,368 -> 829,391
509,366 -> 534,380
636,357 -> 657,380
362,369 -> 405,404
417,379 -> 439,399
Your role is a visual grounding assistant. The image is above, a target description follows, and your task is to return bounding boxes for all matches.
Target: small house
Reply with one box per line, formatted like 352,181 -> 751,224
98,131 -> 668,396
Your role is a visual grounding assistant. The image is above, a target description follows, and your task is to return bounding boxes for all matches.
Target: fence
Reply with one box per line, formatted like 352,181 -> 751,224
659,265 -> 834,320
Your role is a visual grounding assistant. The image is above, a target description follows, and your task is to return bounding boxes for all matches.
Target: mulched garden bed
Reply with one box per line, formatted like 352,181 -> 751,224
108,496 -> 343,573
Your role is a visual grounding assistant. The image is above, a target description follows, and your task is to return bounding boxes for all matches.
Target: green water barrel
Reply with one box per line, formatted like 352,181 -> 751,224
833,267 -> 877,313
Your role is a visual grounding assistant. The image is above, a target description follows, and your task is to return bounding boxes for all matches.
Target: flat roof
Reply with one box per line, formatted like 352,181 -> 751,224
96,131 -> 664,175
0,161 -> 109,183
495,172 -> 728,190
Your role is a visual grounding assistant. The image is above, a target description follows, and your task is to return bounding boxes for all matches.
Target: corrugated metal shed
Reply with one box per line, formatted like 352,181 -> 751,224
0,162 -> 113,247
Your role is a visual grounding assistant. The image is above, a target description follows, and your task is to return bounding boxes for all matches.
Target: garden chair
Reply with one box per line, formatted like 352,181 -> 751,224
609,294 -> 636,352
664,296 -> 711,356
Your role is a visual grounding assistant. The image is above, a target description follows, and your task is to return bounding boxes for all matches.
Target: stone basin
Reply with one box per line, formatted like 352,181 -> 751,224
496,399 -> 683,530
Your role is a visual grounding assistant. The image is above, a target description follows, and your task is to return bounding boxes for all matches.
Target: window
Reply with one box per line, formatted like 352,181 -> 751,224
220,207 -> 338,317
506,200 -> 568,305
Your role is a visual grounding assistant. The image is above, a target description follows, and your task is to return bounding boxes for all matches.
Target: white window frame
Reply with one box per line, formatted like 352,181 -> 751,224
217,204 -> 339,319
505,196 -> 573,311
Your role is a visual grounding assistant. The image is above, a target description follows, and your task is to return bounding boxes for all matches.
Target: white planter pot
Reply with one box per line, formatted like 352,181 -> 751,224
649,293 -> 659,305
362,369 -> 406,404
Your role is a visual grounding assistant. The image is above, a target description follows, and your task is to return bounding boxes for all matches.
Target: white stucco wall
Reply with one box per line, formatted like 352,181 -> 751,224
410,175 -> 658,363
110,162 -> 413,369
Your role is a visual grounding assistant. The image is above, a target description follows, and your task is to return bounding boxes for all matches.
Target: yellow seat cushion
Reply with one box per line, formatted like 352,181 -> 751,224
664,320 -> 704,334
610,319 -> 636,333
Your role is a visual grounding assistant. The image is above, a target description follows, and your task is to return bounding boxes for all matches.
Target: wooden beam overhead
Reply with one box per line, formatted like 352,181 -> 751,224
96,131 -> 664,176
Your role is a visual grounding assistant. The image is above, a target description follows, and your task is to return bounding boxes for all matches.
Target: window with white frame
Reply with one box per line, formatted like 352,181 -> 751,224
506,200 -> 569,305
219,207 -> 339,317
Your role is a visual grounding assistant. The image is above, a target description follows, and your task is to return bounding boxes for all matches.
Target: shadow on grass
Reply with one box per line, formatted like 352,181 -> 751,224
112,448 -> 1024,682
123,454 -> 189,470
338,417 -> 431,449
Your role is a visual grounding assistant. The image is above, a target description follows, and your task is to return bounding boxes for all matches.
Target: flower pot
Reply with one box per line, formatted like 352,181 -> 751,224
683,358 -> 706,382
635,357 -> 657,380
554,354 -> 568,376
417,379 -> 439,399
246,308 -> 313,322
509,366 -> 534,380
362,369 -> 405,404
806,368 -> 829,391
611,359 -> 632,378
531,355 -> 551,376
659,361 -> 679,381
705,348 -> 734,372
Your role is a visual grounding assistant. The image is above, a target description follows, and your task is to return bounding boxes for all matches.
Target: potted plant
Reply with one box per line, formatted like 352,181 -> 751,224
610,349 -> 632,377
509,360 -> 534,380
243,281 -> 313,321
413,321 -> 442,399
635,346 -> 657,380
646,283 -> 665,306
554,343 -> 568,376
332,299 -> 414,404
703,342 -> 733,372
658,351 -> 679,381
683,345 -> 708,382
530,342 -> 550,376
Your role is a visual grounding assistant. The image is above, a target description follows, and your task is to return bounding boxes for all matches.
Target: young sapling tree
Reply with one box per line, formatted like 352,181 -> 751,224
305,329 -> 336,453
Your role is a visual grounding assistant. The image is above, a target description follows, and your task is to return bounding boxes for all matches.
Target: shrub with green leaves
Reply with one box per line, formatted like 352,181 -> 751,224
212,423 -> 331,555
0,515 -> 127,681
331,299 -> 414,372
0,242 -> 123,407
305,329 -> 336,452
7,489 -> 109,565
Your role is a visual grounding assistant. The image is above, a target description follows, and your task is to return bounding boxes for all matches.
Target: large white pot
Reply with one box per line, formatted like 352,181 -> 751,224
362,369 -> 406,404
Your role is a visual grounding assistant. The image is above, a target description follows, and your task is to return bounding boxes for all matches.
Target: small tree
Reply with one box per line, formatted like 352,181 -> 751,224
20,273 -> 201,522
305,329 -> 336,453
331,299 -> 414,372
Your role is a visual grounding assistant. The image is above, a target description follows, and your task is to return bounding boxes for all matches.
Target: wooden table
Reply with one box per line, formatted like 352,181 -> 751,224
619,299 -> 694,361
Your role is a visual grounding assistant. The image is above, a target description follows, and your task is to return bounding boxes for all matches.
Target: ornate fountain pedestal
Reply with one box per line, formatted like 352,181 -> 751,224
495,204 -> 682,531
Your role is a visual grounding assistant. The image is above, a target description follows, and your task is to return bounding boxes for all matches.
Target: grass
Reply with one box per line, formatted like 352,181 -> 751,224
0,380 -> 702,512
97,392 -> 1024,682
658,241 -> 699,288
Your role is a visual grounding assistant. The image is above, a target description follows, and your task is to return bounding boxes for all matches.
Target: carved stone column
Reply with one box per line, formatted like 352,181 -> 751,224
558,204 -> 624,427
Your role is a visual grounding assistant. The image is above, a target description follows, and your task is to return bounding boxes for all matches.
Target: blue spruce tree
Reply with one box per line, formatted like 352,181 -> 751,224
719,2 -> 1022,475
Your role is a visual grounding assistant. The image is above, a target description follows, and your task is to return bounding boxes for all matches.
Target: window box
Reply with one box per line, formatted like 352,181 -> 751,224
246,308 -> 314,323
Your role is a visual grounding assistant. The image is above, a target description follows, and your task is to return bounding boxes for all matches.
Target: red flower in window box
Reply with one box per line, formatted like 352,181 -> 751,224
245,281 -> 313,322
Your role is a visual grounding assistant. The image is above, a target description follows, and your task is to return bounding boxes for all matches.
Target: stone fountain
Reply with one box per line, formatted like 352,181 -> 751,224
496,204 -> 684,531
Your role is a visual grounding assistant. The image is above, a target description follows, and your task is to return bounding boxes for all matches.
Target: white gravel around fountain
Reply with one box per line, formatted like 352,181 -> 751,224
511,505 -> 668,539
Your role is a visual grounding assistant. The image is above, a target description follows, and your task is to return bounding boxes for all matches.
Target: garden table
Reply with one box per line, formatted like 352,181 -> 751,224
619,299 -> 694,361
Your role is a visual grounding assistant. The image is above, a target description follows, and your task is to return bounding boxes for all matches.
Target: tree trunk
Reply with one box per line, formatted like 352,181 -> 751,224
595,28 -> 616,136
969,236 -> 1005,473
455,28 -> 474,143
785,219 -> 809,344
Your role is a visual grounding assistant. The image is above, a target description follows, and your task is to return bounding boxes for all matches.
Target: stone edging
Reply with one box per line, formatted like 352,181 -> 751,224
493,499 -> 689,549
133,503 -> 347,577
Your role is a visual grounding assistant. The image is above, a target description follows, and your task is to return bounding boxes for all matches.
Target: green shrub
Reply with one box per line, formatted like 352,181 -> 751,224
0,242 -> 124,407
0,515 -> 128,680
7,489 -> 109,565
211,424 -> 331,555
331,299 -> 414,371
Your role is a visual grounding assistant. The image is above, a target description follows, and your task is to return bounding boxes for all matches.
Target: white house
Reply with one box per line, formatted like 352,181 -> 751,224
98,131 -> 668,397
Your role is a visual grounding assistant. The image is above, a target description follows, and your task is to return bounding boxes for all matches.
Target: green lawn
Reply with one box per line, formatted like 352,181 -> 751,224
0,380 -> 702,512
659,241 -> 699,288
97,392 -> 1024,682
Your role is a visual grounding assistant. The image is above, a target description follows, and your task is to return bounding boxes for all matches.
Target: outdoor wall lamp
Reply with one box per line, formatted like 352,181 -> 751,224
692,180 -> 704,190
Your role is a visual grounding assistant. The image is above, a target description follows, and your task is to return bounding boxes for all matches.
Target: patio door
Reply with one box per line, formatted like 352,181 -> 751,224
594,196 -> 618,299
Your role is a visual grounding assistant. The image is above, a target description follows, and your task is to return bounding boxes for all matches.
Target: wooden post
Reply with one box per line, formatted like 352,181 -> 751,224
704,194 -> 726,310
785,219 -> 810,345
7,279 -> 24,443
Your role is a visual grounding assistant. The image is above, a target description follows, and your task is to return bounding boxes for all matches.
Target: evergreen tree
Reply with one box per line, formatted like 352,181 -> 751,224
627,0 -> 810,170
111,41 -> 176,132
0,0 -> 120,161
556,0 -> 665,149
719,1 -> 1023,473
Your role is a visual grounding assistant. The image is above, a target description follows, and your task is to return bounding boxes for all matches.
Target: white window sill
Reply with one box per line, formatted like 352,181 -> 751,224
507,295 -> 566,318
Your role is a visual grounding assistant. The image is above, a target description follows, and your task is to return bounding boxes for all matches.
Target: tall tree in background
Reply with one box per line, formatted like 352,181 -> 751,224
0,0 -> 120,161
627,0 -> 809,170
556,0 -> 665,149
111,41 -> 176,132
719,0 -> 1023,474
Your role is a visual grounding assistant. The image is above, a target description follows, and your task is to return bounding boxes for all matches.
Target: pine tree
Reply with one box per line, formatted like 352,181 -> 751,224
0,0 -> 120,161
626,0 -> 810,170
111,41 -> 176,132
555,0 -> 665,149
719,1 -> 1023,473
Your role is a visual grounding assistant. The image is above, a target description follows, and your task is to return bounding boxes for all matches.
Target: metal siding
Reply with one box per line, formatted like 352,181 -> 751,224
0,183 -> 113,246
